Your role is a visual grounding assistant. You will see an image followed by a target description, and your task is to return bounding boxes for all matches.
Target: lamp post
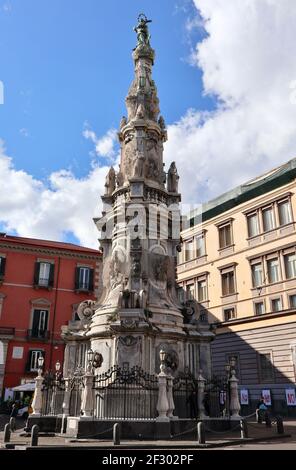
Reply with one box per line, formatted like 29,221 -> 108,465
50,360 -> 62,415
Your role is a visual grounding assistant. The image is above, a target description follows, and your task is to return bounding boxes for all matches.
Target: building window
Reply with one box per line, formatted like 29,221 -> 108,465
30,309 -> 49,339
177,287 -> 185,304
224,308 -> 236,321
267,258 -> 280,284
289,295 -> 296,308
34,262 -> 54,288
247,213 -> 260,237
184,240 -> 194,262
278,200 -> 292,226
254,302 -> 265,315
221,270 -> 235,296
271,298 -> 282,312
199,310 -> 208,323
195,234 -> 205,258
186,284 -> 195,300
262,206 -> 275,232
218,223 -> 232,249
258,352 -> 273,382
75,266 -> 94,291
251,262 -> 264,287
197,279 -> 207,302
0,256 -> 6,279
284,253 -> 296,279
27,350 -> 44,372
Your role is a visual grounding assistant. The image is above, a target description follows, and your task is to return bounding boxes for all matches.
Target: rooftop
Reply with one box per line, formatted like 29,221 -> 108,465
0,233 -> 101,255
189,157 -> 296,227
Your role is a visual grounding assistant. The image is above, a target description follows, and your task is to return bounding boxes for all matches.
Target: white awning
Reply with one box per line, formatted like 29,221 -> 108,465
11,382 -> 35,392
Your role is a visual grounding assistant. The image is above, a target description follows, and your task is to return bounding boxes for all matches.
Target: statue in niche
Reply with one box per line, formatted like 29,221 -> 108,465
133,150 -> 145,178
167,161 -> 179,193
120,116 -> 127,129
158,115 -> 166,129
134,14 -> 152,47
136,103 -> 145,120
145,159 -> 158,180
131,255 -> 141,277
116,165 -> 124,187
124,131 -> 134,144
105,167 -> 116,195
110,251 -> 124,289
152,256 -> 169,284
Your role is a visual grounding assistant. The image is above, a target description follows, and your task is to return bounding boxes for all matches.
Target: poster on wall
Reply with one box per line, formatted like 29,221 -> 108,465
240,389 -> 249,405
285,388 -> 296,406
261,389 -> 272,405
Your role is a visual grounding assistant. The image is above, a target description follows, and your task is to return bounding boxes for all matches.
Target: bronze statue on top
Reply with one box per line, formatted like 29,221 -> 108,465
134,13 -> 152,47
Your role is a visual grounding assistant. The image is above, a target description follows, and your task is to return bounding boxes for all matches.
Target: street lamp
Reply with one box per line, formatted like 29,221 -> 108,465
87,348 -> 94,372
38,355 -> 44,370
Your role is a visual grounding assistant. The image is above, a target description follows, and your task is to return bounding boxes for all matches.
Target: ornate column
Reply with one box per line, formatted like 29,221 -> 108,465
229,369 -> 241,418
80,350 -> 95,418
31,368 -> 44,416
166,373 -> 176,419
197,370 -> 207,419
156,350 -> 169,421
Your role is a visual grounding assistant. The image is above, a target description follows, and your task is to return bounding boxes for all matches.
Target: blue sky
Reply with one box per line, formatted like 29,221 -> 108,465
0,0 -> 213,180
1,1 -> 296,247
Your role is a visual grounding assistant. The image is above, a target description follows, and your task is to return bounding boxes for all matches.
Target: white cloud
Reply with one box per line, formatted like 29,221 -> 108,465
0,136 -> 118,248
164,0 -> 296,205
83,126 -> 118,161
2,1 -> 296,245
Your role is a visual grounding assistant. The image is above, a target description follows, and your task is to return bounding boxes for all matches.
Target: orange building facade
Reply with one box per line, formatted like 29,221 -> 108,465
0,233 -> 101,396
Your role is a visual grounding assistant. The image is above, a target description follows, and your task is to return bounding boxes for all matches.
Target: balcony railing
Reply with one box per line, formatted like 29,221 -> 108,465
27,329 -> 50,340
0,327 -> 15,336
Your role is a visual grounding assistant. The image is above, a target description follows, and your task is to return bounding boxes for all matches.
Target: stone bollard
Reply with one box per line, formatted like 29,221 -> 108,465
9,417 -> 16,432
30,424 -> 39,447
3,423 -> 11,443
276,416 -> 284,434
197,421 -> 206,444
240,419 -> 248,439
265,412 -> 272,427
113,423 -> 121,445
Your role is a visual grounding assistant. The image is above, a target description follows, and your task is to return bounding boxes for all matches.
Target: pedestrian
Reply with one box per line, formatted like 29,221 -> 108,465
10,402 -> 19,419
256,397 -> 268,423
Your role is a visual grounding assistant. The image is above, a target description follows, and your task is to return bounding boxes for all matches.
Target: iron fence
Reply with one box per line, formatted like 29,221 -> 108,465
93,365 -> 159,420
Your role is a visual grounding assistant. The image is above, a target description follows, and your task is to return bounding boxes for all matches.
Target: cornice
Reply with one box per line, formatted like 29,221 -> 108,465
0,241 -> 101,261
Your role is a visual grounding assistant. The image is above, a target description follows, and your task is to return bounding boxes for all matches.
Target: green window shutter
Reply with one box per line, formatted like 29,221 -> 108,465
34,262 -> 41,286
89,269 -> 94,291
0,257 -> 6,276
75,267 -> 80,290
48,264 -> 55,288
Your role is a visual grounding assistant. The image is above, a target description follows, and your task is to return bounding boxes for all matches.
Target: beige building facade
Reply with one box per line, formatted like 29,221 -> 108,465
177,158 -> 296,415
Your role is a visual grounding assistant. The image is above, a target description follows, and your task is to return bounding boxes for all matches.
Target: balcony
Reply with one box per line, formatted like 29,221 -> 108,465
0,327 -> 15,337
27,329 -> 50,341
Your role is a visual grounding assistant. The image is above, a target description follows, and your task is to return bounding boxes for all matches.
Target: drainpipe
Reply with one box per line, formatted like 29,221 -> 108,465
49,256 -> 61,369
